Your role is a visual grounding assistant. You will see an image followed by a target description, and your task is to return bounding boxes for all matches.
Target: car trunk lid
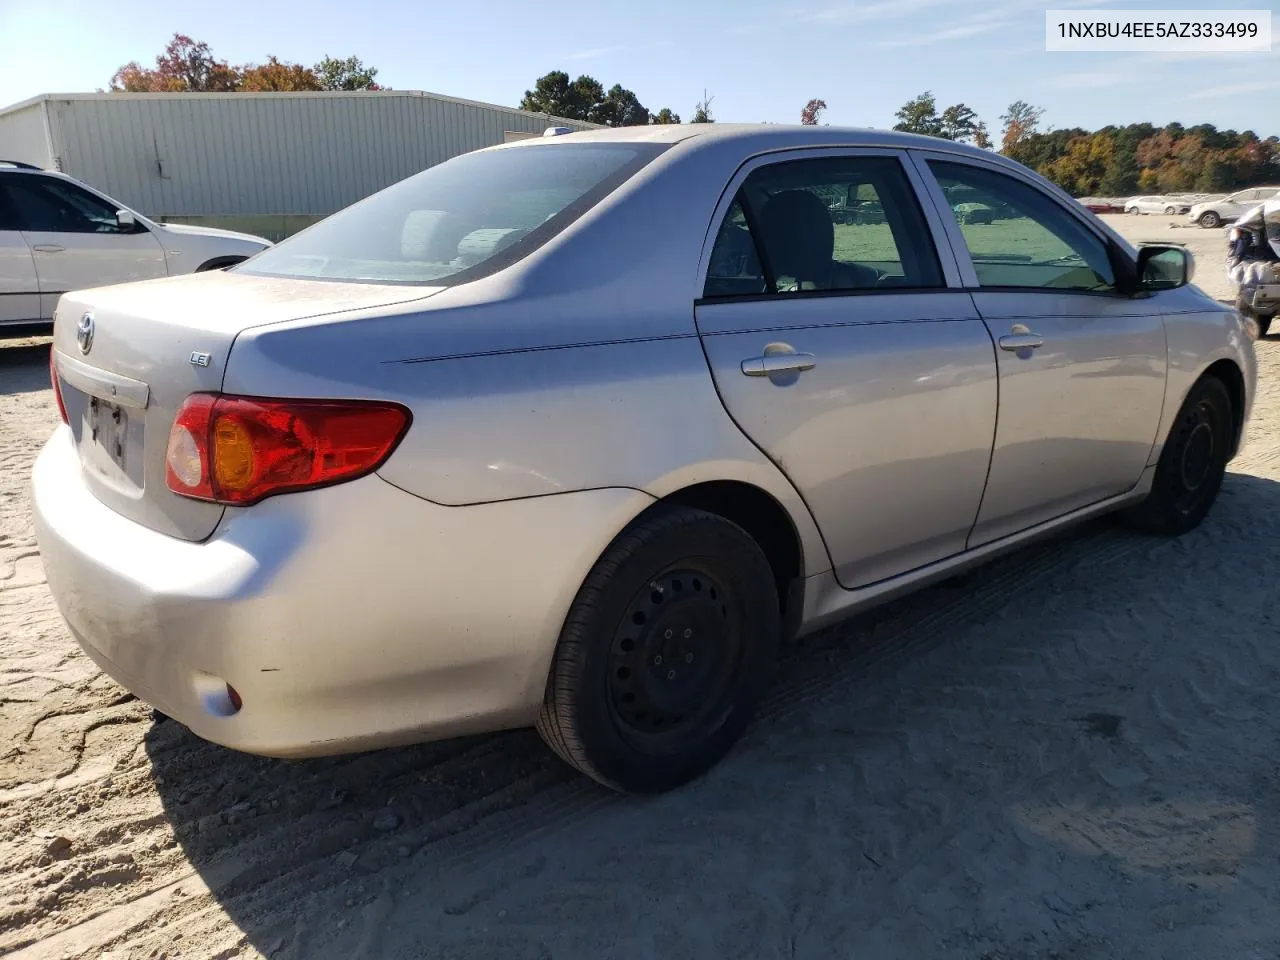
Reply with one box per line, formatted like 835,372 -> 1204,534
50,270 -> 440,541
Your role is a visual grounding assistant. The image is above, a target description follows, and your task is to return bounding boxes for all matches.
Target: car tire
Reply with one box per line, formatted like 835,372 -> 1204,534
1259,316 -> 1274,338
1198,211 -> 1221,228
535,506 -> 780,794
1164,206 -> 1177,215
1119,376 -> 1233,536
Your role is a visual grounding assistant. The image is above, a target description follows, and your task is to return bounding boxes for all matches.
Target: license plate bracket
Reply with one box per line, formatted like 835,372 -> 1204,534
86,396 -> 129,473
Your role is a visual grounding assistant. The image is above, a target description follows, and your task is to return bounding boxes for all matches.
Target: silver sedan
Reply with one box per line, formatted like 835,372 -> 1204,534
33,125 -> 1256,794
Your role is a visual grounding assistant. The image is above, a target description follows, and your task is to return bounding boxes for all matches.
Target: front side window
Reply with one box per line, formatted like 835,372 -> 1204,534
703,155 -> 944,299
929,160 -> 1116,293
238,143 -> 665,285
2,177 -> 134,234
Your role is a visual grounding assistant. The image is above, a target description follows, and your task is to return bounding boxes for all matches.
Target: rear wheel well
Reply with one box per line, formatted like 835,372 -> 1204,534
195,256 -> 247,273
642,481 -> 804,632
1200,359 -> 1246,456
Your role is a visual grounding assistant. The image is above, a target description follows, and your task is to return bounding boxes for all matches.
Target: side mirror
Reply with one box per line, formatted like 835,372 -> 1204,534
1136,244 -> 1193,291
115,208 -> 137,230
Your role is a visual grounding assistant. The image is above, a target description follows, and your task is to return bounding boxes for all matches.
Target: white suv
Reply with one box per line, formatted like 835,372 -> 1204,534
1,161 -> 271,328
1188,186 -> 1280,229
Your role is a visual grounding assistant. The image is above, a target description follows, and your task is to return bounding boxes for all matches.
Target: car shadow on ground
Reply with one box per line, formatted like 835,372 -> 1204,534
0,341 -> 54,395
142,469 -> 1280,958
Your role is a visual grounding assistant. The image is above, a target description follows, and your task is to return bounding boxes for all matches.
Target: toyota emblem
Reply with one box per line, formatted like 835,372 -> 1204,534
76,312 -> 94,355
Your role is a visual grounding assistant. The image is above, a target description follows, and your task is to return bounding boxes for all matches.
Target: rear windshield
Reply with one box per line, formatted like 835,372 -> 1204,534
235,142 -> 665,285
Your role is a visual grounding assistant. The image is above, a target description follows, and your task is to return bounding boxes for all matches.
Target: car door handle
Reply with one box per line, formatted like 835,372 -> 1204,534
31,244 -> 65,253
998,333 -> 1044,351
741,352 -> 817,377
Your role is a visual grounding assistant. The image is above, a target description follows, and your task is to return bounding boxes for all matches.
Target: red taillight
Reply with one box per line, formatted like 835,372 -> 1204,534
165,394 -> 411,505
50,349 -> 68,424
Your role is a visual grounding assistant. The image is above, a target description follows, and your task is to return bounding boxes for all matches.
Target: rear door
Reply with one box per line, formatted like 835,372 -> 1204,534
0,178 -> 41,323
695,148 -> 998,589
912,153 -> 1167,547
1,173 -> 167,316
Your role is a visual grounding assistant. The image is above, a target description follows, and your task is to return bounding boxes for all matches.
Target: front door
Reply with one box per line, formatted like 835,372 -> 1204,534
695,149 -> 998,589
913,154 -> 1168,547
0,174 -> 166,318
0,182 -> 40,324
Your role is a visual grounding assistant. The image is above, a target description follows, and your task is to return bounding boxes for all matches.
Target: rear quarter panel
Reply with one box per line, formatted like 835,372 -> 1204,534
223,319 -> 832,580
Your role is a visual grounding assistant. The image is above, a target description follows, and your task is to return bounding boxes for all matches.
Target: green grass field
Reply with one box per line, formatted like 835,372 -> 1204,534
833,217 -> 1075,268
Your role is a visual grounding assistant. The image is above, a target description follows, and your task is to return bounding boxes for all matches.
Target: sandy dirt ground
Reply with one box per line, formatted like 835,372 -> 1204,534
4,214 -> 1280,960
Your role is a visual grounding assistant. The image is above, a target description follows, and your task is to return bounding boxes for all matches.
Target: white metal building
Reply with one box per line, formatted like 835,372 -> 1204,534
0,91 -> 600,239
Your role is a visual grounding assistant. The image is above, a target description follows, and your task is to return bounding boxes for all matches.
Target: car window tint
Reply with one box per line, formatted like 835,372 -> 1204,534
238,143 -> 665,286
929,161 -> 1116,293
4,178 -> 129,234
703,196 -> 766,298
708,155 -> 943,297
0,178 -> 21,231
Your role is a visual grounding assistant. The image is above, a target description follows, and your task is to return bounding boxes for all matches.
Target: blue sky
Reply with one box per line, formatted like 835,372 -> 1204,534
0,0 -> 1276,135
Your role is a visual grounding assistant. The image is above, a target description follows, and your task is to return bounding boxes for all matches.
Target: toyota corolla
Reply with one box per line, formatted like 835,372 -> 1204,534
33,125 -> 1256,794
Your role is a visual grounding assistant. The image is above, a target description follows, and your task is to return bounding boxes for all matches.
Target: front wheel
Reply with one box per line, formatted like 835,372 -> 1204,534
1258,315 -> 1273,338
536,506 -> 780,794
1119,377 -> 1233,536
1198,211 -> 1222,228
1164,206 -> 1177,215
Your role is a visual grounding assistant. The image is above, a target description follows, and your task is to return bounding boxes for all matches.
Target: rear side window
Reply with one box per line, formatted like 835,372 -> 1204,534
0,177 -> 20,231
237,143 -> 665,286
703,155 -> 944,299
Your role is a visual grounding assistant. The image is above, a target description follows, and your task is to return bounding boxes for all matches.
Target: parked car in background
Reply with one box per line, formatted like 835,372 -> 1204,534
1124,195 -> 1192,215
1,161 -> 271,328
34,125 -> 1256,795
1188,186 -> 1280,228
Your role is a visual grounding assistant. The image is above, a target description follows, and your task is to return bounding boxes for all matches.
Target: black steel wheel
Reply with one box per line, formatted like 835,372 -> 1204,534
606,567 -> 741,745
1120,376 -> 1234,535
536,506 -> 780,794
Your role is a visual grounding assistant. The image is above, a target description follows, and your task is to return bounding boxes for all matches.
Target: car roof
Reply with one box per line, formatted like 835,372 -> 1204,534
507,123 -> 1001,161
0,163 -> 57,177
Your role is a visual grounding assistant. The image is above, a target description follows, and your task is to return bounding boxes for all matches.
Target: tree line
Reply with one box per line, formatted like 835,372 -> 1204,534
888,93 -> 1279,197
109,34 -> 381,93
518,72 -> 713,126
998,102 -> 1280,197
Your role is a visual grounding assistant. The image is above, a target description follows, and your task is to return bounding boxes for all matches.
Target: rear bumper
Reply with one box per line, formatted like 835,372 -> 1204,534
32,426 -> 651,757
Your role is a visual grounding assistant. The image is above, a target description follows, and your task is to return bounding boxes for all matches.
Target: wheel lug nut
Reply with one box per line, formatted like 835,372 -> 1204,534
654,655 -> 663,666
683,628 -> 692,638
664,629 -> 672,640
685,653 -> 694,663
667,670 -> 676,680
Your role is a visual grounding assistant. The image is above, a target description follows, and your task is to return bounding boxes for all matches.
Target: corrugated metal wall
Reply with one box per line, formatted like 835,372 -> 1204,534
0,102 -> 53,169
37,92 -> 598,218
